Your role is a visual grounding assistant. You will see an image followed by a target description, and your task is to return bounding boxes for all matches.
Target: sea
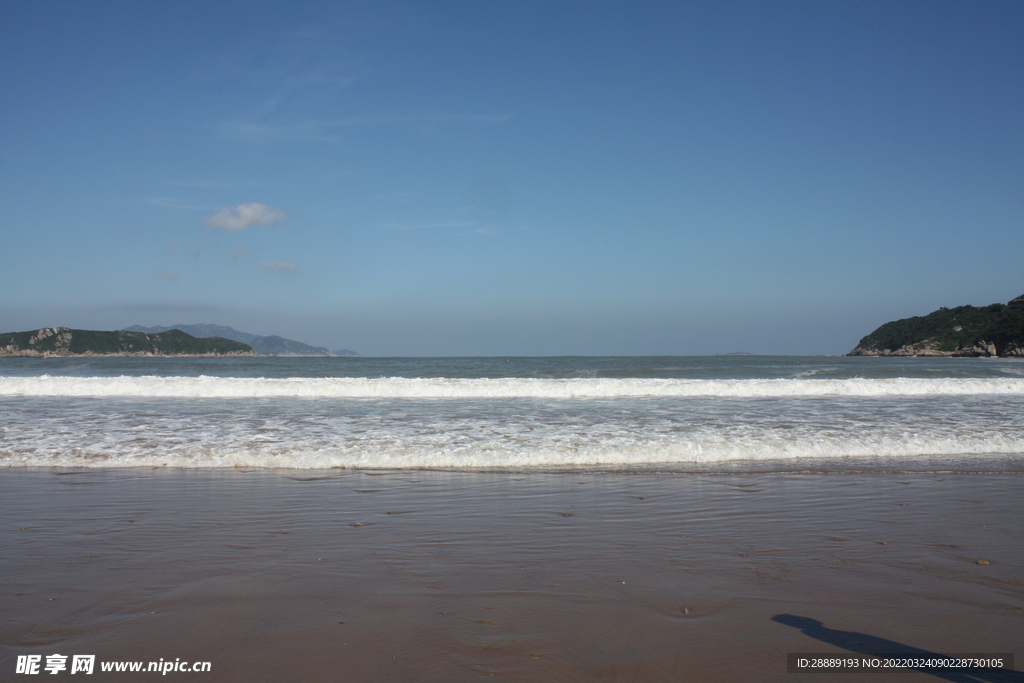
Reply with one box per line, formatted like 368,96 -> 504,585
1,355 -> 1023,472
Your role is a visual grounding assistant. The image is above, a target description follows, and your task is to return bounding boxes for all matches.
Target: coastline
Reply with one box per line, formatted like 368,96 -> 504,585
0,351 -> 255,358
847,346 -> 1024,358
2,468 -> 1020,681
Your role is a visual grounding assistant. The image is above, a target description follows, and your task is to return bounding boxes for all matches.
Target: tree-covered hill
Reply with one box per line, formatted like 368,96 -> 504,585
848,294 -> 1024,357
0,328 -> 253,357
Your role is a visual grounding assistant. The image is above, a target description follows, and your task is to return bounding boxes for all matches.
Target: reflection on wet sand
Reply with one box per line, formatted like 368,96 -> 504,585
1,470 -> 1021,682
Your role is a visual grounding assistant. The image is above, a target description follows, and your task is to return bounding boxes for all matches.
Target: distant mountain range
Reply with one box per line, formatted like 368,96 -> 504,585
123,324 -> 360,357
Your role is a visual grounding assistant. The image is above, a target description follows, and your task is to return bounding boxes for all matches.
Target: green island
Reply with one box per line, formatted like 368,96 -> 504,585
0,327 -> 253,357
848,293 -> 1024,357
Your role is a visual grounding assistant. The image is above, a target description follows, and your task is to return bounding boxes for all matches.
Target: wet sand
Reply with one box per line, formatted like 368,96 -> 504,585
1,468 -> 1022,681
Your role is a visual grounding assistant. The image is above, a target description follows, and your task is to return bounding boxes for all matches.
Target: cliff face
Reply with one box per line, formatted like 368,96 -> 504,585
0,328 -> 254,357
847,294 -> 1024,357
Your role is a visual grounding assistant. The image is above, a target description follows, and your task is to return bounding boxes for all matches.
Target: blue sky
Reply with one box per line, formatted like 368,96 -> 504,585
1,0 -> 1022,355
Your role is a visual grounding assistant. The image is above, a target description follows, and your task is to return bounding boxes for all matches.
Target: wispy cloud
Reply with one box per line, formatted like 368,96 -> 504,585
262,260 -> 297,273
335,112 -> 514,126
382,220 -> 474,231
145,197 -> 210,210
206,203 -> 286,231
166,242 -> 203,258
216,121 -> 311,144
163,180 -> 269,190
219,112 -> 513,143
205,25 -> 361,109
158,270 -> 181,279
374,192 -> 420,204
379,220 -> 499,236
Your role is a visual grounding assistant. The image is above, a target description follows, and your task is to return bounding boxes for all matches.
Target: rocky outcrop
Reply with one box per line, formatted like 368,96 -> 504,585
951,341 -> 999,357
851,339 -> 1023,358
848,344 -> 961,357
1003,342 -> 1024,357
0,328 -> 254,357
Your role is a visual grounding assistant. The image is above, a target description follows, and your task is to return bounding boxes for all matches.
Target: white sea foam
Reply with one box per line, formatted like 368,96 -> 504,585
2,375 -> 1023,398
4,366 -> 1023,469
2,432 -> 1022,469
3,388 -> 1024,468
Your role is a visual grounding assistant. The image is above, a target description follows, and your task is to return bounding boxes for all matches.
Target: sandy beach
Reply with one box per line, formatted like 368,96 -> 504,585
5,0 -> 1024,679
2,468 -> 1021,681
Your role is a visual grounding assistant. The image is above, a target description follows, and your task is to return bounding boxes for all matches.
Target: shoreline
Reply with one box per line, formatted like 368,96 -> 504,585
4,453 -> 1024,474
0,351 -> 254,358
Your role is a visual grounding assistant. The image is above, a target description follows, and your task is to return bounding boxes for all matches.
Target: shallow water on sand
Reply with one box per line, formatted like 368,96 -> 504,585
2,469 -> 1021,681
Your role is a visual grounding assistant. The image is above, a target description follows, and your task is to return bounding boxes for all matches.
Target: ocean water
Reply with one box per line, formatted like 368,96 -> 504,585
1,355 -> 1023,471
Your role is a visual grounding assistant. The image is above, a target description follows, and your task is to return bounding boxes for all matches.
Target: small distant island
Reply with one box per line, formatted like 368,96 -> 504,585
847,293 -> 1024,357
0,328 -> 253,358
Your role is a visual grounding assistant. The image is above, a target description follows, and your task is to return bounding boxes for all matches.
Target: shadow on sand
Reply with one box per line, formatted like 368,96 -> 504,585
772,615 -> 1020,682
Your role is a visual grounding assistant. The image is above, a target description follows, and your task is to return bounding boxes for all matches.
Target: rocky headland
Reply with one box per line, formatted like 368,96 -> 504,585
847,293 -> 1024,357
0,328 -> 254,357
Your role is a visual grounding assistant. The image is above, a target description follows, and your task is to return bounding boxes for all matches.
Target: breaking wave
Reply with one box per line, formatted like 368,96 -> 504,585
2,376 -> 1023,398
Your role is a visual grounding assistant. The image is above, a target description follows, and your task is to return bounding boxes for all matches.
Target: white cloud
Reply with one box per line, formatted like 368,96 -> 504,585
262,261 -> 297,273
205,203 -> 286,231
158,270 -> 181,279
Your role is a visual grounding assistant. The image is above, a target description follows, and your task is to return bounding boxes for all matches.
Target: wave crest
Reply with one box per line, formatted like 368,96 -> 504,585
2,376 -> 1023,398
